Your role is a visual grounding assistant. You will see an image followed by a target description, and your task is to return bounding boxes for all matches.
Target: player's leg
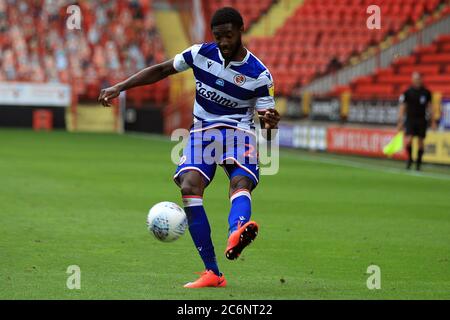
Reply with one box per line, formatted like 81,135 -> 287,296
176,171 -> 226,288
404,132 -> 413,170
223,164 -> 260,260
416,136 -> 426,171
404,119 -> 415,169
415,119 -> 428,171
228,175 -> 254,235
173,130 -> 225,287
222,129 -> 260,260
178,171 -> 221,275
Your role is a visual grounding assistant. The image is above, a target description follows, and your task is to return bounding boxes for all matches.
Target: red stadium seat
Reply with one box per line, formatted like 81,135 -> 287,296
328,32 -> 450,99
247,0 -> 441,95
1,1 -> 169,104
393,56 -> 417,66
377,75 -> 412,85
440,43 -> 450,52
398,64 -> 441,75
421,53 -> 450,64
436,34 -> 450,44
423,75 -> 450,84
352,75 -> 373,86
329,85 -> 351,97
414,44 -> 437,55
374,67 -> 395,78
428,84 -> 450,96
354,84 -> 395,96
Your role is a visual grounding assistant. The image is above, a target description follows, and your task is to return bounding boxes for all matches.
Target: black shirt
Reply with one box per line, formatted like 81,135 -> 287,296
399,86 -> 431,121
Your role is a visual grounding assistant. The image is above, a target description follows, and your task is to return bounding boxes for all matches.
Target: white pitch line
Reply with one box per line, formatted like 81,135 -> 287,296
282,151 -> 450,181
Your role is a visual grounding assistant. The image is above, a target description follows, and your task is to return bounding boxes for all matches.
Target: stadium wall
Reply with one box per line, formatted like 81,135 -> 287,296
0,82 -> 70,130
280,89 -> 449,165
283,88 -> 445,129
0,106 -> 66,129
279,121 -> 450,165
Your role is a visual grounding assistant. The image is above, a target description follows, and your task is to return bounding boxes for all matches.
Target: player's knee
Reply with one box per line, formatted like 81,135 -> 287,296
180,184 -> 203,196
229,176 -> 253,196
179,172 -> 205,196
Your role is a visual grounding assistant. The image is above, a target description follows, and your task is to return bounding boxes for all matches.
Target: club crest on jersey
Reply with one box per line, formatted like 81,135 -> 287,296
215,78 -> 224,87
233,74 -> 246,86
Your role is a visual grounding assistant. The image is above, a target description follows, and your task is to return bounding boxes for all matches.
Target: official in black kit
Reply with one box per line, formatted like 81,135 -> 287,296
397,72 -> 437,170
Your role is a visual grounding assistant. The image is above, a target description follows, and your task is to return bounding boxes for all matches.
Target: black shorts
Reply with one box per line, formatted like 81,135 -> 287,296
405,118 -> 427,138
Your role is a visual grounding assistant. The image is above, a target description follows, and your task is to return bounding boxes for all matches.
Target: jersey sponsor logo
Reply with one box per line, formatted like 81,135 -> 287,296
215,78 -> 224,87
207,60 -> 213,69
196,81 -> 238,108
233,74 -> 246,86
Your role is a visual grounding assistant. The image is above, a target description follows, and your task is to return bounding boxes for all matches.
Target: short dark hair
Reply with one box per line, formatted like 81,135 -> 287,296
210,7 -> 243,29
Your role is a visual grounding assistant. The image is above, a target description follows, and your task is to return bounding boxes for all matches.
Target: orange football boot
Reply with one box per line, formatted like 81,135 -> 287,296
183,270 -> 227,288
225,221 -> 259,260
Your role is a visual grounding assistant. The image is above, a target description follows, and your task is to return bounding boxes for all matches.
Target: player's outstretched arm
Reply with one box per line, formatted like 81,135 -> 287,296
98,59 -> 178,107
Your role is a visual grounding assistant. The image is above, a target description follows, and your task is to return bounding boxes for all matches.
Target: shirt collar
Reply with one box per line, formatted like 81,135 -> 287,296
217,47 -> 250,67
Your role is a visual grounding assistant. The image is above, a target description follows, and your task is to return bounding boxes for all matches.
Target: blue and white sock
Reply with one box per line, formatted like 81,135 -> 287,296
228,189 -> 252,236
182,196 -> 220,276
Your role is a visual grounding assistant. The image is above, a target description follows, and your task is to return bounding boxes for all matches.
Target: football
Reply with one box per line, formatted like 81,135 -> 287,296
146,201 -> 188,242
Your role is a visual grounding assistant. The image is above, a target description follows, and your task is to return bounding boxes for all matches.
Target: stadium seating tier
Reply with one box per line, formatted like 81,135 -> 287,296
336,34 -> 450,99
0,0 -> 169,105
248,0 -> 445,96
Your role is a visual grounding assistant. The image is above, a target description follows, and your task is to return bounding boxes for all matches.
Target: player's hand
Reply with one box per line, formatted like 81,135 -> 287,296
258,109 -> 280,130
396,122 -> 404,132
98,85 -> 121,107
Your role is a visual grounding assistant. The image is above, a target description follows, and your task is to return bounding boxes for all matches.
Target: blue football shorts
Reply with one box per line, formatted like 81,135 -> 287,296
173,126 -> 259,189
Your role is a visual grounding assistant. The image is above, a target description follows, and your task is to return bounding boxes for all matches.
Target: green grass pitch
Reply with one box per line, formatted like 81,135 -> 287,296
0,129 -> 449,299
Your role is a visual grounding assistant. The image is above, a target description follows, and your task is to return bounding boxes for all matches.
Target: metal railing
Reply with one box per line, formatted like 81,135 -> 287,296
300,13 -> 450,95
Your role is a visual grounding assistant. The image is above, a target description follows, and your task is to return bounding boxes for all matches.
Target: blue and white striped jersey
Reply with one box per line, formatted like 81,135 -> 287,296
173,42 -> 275,131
